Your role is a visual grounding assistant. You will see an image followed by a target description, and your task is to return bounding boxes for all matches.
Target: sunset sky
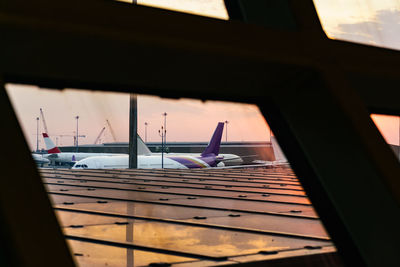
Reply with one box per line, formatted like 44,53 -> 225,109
6,85 -> 271,149
5,0 -> 400,150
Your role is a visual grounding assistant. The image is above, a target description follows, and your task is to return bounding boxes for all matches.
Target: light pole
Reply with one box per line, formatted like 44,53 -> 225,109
75,116 -> 79,152
224,120 -> 229,142
144,122 -> 148,143
163,112 -> 167,145
36,117 -> 39,152
158,126 -> 165,168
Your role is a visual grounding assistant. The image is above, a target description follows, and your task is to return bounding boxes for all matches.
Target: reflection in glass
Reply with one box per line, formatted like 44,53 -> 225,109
313,0 -> 400,50
68,240 -> 195,266
126,202 -> 135,267
63,213 -> 331,257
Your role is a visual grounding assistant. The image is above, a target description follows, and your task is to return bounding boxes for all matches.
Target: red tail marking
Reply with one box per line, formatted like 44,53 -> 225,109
47,147 -> 61,154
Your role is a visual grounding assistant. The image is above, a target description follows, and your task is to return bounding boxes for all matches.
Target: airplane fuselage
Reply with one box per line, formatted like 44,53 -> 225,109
44,152 -> 127,164
73,154 -> 224,169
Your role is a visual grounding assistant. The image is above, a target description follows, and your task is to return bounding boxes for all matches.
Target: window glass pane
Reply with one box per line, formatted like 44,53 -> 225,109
313,0 -> 400,50
6,83 -> 340,266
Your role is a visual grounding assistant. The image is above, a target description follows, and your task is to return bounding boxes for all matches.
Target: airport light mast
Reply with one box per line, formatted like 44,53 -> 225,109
163,112 -> 167,145
75,116 -> 79,152
225,120 -> 229,142
158,126 -> 165,169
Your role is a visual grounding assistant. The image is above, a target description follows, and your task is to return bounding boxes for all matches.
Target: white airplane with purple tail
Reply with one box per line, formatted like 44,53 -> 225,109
72,122 -> 227,169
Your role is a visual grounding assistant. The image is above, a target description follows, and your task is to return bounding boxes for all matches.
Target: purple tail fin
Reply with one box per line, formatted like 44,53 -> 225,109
201,122 -> 224,156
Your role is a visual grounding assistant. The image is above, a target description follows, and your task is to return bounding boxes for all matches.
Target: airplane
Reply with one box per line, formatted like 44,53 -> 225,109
42,133 -> 150,165
72,122 -> 227,169
31,153 -> 50,167
42,124 -> 243,167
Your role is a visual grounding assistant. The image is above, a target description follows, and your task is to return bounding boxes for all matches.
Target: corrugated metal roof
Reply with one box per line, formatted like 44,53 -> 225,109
40,167 -> 339,266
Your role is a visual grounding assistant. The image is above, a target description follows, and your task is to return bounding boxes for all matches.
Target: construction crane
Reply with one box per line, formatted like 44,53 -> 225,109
39,108 -> 49,134
106,119 -> 117,142
94,127 -> 106,144
39,108 -> 86,146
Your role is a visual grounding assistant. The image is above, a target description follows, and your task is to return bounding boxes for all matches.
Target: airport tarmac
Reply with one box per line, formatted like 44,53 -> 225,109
40,166 -> 341,266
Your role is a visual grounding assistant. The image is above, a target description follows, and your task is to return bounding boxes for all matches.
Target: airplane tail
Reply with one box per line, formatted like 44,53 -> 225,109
271,136 -> 287,163
42,133 -> 61,154
201,122 -> 224,157
137,135 -> 152,156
